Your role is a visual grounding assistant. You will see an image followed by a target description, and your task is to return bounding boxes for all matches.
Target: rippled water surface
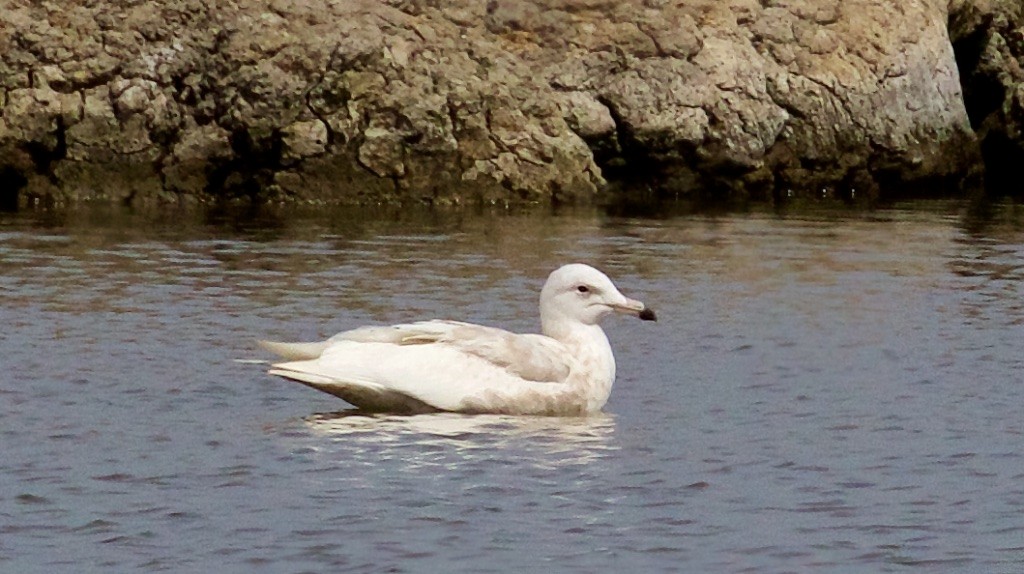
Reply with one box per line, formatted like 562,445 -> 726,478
2,203 -> 1023,572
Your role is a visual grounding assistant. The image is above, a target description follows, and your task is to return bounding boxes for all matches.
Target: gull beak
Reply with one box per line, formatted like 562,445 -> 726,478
613,297 -> 657,322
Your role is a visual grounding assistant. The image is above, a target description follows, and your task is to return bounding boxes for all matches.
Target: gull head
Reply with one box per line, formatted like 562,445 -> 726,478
540,263 -> 657,330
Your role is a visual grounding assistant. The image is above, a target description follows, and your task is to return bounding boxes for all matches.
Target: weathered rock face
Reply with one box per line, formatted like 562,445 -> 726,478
0,0 -> 1018,206
0,0 -> 603,206
487,0 -> 981,200
949,0 -> 1024,197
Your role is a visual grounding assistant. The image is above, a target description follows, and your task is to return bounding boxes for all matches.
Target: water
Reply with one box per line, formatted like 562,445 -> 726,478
1,203 -> 1022,572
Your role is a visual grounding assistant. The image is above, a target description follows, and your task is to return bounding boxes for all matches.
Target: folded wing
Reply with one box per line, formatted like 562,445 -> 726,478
263,320 -> 576,413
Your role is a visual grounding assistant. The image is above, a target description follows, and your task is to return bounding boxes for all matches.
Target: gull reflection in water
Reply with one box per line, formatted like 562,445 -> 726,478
303,411 -> 618,467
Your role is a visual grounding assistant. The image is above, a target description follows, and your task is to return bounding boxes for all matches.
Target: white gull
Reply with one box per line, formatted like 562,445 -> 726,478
260,263 -> 656,416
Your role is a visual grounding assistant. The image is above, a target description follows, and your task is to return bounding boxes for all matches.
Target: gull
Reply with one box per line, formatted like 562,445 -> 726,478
260,263 -> 656,416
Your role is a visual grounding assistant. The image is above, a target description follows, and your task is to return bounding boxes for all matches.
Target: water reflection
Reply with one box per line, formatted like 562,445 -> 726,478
948,202 -> 1024,329
303,411 -> 618,467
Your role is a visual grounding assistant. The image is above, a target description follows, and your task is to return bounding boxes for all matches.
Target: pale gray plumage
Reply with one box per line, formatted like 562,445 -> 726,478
260,263 -> 656,416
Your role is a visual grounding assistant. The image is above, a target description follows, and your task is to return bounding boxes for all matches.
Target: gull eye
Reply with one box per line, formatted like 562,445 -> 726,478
576,285 -> 590,293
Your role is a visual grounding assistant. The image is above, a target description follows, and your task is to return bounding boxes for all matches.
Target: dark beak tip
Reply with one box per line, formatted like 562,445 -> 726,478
639,308 -> 657,322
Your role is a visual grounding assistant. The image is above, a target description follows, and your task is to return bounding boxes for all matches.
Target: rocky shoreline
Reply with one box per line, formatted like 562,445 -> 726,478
1,0 -> 1022,208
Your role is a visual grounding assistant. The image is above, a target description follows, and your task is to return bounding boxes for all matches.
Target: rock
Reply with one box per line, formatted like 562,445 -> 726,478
0,0 -> 1021,207
163,123 -> 233,195
949,0 -> 1024,197
558,91 -> 616,140
281,120 -> 329,163
358,126 -> 407,179
491,0 -> 979,198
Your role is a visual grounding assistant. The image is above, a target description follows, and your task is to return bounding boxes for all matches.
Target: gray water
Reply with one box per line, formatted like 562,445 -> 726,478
1,203 -> 1022,572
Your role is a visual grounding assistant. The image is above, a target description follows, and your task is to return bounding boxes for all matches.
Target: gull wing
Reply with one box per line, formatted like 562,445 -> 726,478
269,320 -> 574,383
264,320 -> 577,413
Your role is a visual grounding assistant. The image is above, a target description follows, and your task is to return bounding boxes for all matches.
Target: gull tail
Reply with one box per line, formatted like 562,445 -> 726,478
258,340 -> 331,361
267,365 -> 338,386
